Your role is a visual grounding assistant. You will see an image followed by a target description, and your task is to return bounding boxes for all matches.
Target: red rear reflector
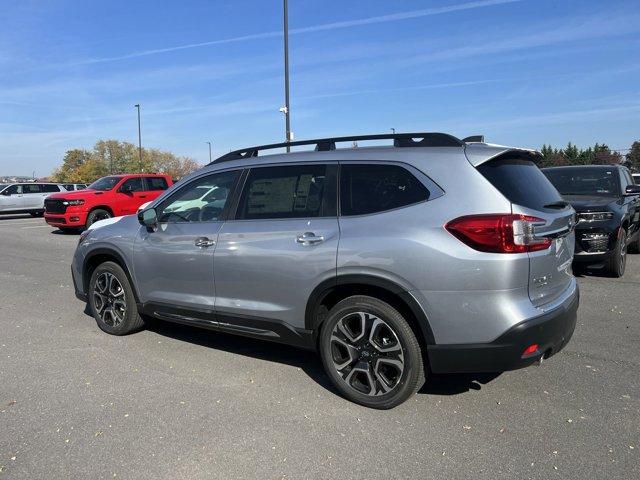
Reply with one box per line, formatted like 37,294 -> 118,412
445,214 -> 552,253
522,344 -> 539,357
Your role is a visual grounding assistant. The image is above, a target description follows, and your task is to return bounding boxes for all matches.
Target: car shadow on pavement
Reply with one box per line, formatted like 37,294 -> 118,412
145,318 -> 338,393
419,372 -> 501,395
0,214 -> 33,220
83,305 -> 502,398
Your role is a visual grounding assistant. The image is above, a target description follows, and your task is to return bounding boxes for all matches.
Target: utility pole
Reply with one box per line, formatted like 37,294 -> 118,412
134,104 -> 143,171
206,141 -> 212,163
283,0 -> 291,152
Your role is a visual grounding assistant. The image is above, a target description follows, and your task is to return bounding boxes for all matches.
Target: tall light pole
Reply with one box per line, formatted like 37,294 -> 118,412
134,104 -> 143,171
206,141 -> 212,163
283,0 -> 291,152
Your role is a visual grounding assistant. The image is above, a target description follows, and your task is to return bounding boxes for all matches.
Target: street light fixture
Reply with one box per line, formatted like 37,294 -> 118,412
206,141 -> 212,163
391,128 -> 396,135
134,104 -> 143,172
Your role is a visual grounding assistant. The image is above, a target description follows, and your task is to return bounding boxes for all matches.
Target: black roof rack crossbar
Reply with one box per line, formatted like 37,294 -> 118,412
211,132 -> 464,164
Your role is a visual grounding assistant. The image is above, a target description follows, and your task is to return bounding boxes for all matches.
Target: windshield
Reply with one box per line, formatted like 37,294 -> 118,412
88,176 -> 120,191
543,168 -> 620,196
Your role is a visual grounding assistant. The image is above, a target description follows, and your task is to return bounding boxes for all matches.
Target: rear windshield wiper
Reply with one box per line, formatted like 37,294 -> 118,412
543,200 -> 570,209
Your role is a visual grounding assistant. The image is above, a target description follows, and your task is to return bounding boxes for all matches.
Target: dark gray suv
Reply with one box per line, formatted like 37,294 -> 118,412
71,133 -> 579,409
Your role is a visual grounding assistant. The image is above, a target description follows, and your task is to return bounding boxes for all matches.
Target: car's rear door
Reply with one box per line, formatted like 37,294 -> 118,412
214,163 -> 339,331
477,155 -> 575,307
143,176 -> 170,203
21,183 -> 43,209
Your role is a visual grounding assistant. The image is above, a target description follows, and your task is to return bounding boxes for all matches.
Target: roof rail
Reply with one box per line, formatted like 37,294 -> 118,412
210,132 -> 464,164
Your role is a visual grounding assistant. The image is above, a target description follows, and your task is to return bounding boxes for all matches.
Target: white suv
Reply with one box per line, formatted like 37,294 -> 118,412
0,183 -> 67,216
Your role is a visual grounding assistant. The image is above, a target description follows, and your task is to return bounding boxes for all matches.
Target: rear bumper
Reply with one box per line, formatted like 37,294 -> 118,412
427,287 -> 579,373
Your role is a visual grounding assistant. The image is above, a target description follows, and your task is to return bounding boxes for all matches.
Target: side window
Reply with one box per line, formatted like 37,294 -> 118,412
157,170 -> 239,223
3,185 -> 22,195
146,177 -> 169,191
340,164 -> 429,216
23,184 -> 42,194
41,184 -> 60,193
622,169 -> 633,190
236,164 -> 332,220
119,178 -> 144,193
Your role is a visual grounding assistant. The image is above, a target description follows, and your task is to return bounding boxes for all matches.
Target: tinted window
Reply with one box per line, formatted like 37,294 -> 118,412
146,177 -> 168,191
41,184 -> 60,193
3,185 -> 22,195
340,164 -> 429,216
158,170 -> 239,223
63,184 -> 74,191
237,165 -> 331,220
543,167 -> 621,197
479,157 -> 563,209
120,178 -> 144,192
22,184 -> 41,194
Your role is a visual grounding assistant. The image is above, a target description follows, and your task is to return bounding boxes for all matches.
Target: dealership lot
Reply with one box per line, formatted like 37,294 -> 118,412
0,215 -> 638,479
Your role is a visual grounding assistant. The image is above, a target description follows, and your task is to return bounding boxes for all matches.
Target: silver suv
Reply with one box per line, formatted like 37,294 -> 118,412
71,133 -> 579,409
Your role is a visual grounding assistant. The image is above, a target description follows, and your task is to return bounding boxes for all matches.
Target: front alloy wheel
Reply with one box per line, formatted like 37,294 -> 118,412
89,261 -> 145,335
92,272 -> 127,327
319,296 -> 425,409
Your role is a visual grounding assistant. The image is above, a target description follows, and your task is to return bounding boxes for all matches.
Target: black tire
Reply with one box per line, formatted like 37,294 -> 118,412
319,295 -> 425,409
86,208 -> 112,228
88,261 -> 145,335
628,230 -> 640,254
605,228 -> 627,277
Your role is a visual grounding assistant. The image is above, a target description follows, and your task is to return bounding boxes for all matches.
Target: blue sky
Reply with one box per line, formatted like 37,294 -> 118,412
1,0 -> 639,176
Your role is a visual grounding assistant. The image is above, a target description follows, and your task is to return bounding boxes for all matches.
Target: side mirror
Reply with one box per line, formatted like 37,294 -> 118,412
138,207 -> 158,231
624,185 -> 640,196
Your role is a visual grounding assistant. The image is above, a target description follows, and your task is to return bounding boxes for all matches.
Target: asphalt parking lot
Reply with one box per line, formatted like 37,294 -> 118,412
0,214 -> 638,479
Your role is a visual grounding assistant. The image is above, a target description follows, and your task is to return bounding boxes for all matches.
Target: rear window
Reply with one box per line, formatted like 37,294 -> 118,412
340,164 -> 429,216
146,177 -> 169,191
41,184 -> 60,193
477,156 -> 562,210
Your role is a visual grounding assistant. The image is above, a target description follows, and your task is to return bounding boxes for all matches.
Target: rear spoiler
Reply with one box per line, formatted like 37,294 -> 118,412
464,142 -> 542,167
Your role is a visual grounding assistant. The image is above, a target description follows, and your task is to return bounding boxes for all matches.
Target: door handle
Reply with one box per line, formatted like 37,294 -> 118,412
195,237 -> 215,247
296,232 -> 324,245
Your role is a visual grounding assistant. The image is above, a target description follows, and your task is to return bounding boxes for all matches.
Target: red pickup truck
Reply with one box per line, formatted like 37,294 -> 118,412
44,173 -> 173,231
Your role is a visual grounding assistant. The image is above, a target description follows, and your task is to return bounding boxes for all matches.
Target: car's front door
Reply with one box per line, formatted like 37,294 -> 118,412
214,163 -> 339,330
0,185 -> 24,211
115,177 -> 148,216
133,169 -> 241,313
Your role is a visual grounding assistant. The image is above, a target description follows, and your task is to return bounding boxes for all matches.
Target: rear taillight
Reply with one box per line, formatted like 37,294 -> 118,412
445,214 -> 551,254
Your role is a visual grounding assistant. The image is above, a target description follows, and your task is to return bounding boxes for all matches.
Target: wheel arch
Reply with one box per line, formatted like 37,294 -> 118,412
305,274 -> 436,347
83,248 -> 140,304
89,205 -> 115,217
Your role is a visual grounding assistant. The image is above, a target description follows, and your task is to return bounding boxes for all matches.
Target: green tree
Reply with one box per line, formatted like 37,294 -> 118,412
626,141 -> 640,172
51,139 -> 201,183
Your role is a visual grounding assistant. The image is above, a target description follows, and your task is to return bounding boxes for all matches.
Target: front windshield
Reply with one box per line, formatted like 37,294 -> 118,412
88,176 -> 120,191
543,168 -> 620,196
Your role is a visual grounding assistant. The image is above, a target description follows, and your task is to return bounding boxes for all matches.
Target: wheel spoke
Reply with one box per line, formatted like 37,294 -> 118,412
337,312 -> 366,342
330,334 -> 359,370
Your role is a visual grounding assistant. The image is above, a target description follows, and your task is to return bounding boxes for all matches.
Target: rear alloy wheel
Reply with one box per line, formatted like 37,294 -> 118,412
89,261 -> 145,335
606,228 -> 627,277
319,296 -> 425,409
86,208 -> 111,228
